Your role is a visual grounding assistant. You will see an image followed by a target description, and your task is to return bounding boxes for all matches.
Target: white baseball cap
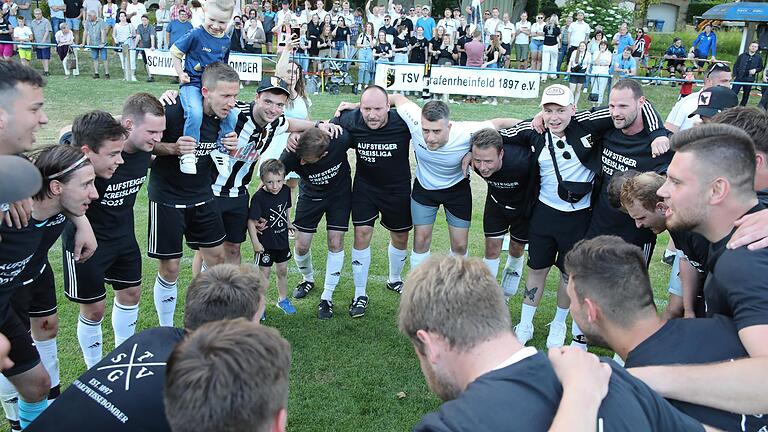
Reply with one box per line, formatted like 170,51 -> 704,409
540,84 -> 574,107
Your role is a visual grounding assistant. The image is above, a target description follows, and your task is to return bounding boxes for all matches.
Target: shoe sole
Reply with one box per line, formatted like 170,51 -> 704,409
349,311 -> 365,318
293,290 -> 309,299
276,303 -> 297,315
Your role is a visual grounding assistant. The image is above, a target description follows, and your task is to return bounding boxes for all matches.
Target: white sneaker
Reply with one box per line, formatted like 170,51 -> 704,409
482,100 -> 490,105
546,321 -> 567,348
582,88 -> 588,93
513,322 -> 534,345
500,267 -> 522,297
490,99 -> 498,106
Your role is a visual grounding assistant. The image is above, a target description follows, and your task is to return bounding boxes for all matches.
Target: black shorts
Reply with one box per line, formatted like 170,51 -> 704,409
256,249 -> 291,267
352,178 -> 412,232
13,264 -> 57,320
501,43 -> 511,57
483,195 -> 529,243
293,187 -> 352,234
216,194 -> 249,244
64,237 -> 143,304
411,178 -> 472,228
147,199 -> 226,259
0,307 -> 40,378
527,202 -> 591,272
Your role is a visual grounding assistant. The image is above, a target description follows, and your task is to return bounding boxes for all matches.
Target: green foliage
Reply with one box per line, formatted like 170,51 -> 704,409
538,0 -> 561,19
686,1 -> 726,23
648,28 -> 743,64
560,0 -> 634,36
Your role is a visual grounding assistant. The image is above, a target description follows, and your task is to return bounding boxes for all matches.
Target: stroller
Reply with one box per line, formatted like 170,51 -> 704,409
305,57 -> 353,95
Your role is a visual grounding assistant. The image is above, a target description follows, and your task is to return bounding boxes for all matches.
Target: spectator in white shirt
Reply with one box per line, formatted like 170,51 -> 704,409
567,11 -> 591,63
125,0 -> 146,28
498,12 -> 514,67
484,7 -> 500,44
514,10 -> 531,69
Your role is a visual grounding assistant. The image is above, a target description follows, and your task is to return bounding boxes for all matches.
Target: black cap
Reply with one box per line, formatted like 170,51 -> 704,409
689,86 -> 739,119
256,76 -> 290,96
0,156 -> 42,204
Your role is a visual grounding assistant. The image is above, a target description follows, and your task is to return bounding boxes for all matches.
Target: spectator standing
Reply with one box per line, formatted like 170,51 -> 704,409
380,14 -> 396,44
691,23 -> 717,65
585,30 -> 605,91
169,0 -> 188,21
484,7 -> 500,43
373,28 -> 392,68
166,7 -> 191,51
529,13 -> 545,72
589,40 -> 612,105
275,0 -> 291,28
113,10 -> 135,81
541,14 -> 560,81
188,0 -> 203,28
514,10 -> 530,69
83,0 -> 102,22
567,41 -> 590,105
612,22 -> 633,58
465,30 -> 484,102
566,10 -> 590,61
30,9 -> 52,76
84,10 -> 109,79
557,14 -> 571,71
14,0 -> 29,22
436,7 -> 456,40
498,13 -> 514,67
12,15 -> 33,66
55,22 -> 79,76
416,6 -> 435,41
0,13 -> 11,58
64,0 -> 83,47
732,41 -> 763,106
103,0 -> 117,40
392,24 -> 408,63
125,0 -> 145,28
135,14 -> 155,81
632,28 -> 649,75
49,0 -> 67,41
155,0 -> 171,49
243,15 -> 265,53
332,16 -> 350,63
455,23 -> 470,66
229,14 -> 243,52
263,1 -> 275,53
408,24 -> 428,63
364,0 -> 383,34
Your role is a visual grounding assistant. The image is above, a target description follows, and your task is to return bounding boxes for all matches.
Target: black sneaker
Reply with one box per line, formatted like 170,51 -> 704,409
93,73 -> 100,79
386,280 -> 403,294
348,296 -> 368,318
318,299 -> 333,320
104,73 -> 110,79
147,76 -> 155,82
293,281 -> 314,299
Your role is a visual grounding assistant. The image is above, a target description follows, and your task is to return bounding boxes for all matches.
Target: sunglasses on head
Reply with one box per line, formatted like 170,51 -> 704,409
707,62 -> 730,76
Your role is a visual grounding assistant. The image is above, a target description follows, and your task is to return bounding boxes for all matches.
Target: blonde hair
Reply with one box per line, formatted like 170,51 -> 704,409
206,0 -> 235,14
619,171 -> 665,211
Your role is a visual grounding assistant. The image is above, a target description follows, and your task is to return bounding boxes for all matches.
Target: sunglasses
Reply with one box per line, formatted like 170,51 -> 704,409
555,140 -> 572,160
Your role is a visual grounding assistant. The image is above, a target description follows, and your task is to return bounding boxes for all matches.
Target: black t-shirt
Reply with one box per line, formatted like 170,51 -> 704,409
64,0 -> 82,18
382,25 -> 397,40
704,203 -> 768,331
248,185 -> 291,250
148,101 -> 220,206
414,351 -> 704,432
86,150 -> 151,241
457,35 -> 470,66
625,316 -> 766,432
0,219 -> 46,320
588,128 -> 673,246
279,132 -> 352,197
26,327 -> 184,432
393,35 -> 409,51
409,36 -> 428,63
308,34 -> 320,56
333,26 -> 349,42
543,24 -> 560,46
333,109 -> 412,189
18,213 -> 67,283
0,22 -> 11,42
670,230 -> 709,273
374,41 -> 392,56
474,143 -> 531,213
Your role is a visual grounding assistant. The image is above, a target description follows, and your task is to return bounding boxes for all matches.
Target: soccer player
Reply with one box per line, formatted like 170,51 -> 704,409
280,128 -> 353,319
164,319 -> 291,432
26,264 -> 268,431
330,85 -> 413,318
400,255 -> 706,431
565,235 -> 768,431
64,95 -> 165,368
0,145 -> 98,428
470,128 -> 532,300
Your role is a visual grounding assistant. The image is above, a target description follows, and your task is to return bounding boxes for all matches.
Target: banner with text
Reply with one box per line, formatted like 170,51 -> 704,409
375,63 -> 540,98
145,51 -> 263,81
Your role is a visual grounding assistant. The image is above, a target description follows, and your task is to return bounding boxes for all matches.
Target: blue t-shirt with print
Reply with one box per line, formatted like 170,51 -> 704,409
172,26 -> 231,87
167,19 -> 193,47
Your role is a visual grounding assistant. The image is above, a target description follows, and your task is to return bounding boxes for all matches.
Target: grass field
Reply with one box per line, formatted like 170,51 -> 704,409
19,54 -> 689,431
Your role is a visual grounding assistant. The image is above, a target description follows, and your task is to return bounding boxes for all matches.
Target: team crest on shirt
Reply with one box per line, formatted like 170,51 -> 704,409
580,134 -> 593,149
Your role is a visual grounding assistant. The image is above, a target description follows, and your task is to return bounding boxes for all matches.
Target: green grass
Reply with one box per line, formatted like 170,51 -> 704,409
18,53 -> 686,431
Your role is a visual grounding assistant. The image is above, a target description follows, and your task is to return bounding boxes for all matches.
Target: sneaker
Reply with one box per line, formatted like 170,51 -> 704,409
43,71 -> 49,77
317,299 -> 333,320
490,99 -> 498,106
570,334 -> 588,351
513,322 -> 534,345
386,280 -> 404,294
582,88 -> 588,93
276,298 -> 297,315
545,321 -> 567,348
482,99 -> 490,105
104,73 -> 110,79
348,296 -> 368,318
147,76 -> 155,82
93,73 -> 100,79
662,249 -> 676,266
293,281 -> 315,299
500,269 -> 522,298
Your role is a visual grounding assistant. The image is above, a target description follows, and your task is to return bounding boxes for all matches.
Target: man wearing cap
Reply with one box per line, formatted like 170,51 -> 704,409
689,86 -> 738,124
501,83 -> 666,350
664,62 -> 732,133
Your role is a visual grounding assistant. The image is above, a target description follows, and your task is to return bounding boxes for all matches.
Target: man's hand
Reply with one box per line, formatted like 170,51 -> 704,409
72,216 -> 98,262
334,101 -> 359,118
728,209 -> 768,250
220,131 -> 238,154
286,132 -> 301,152
159,89 -> 179,105
0,333 -> 13,372
252,241 -> 265,253
531,112 -> 545,134
179,72 -> 191,85
461,152 -> 472,177
3,199 -> 32,228
318,122 -> 342,138
548,346 -> 612,401
650,136 -> 670,158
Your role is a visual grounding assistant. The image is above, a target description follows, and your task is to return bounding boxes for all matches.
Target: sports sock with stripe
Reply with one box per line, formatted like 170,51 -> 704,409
351,247 -> 370,299
321,250 -> 344,301
77,314 -> 103,369
33,338 -> 60,404
112,300 -> 139,346
387,243 -> 407,283
153,275 -> 177,327
293,250 -> 314,283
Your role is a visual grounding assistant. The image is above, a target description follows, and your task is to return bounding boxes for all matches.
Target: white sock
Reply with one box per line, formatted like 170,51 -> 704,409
484,257 -> 501,278
351,247 -> 371,298
409,250 -> 430,270
153,275 -> 177,327
500,255 -> 525,297
0,376 -> 19,431
387,243 -> 407,283
553,306 -> 569,324
449,249 -> 469,257
294,250 -> 314,283
112,301 -> 139,346
520,303 -> 537,326
572,320 -> 584,338
33,338 -> 60,404
77,315 -> 103,369
321,250 -> 344,301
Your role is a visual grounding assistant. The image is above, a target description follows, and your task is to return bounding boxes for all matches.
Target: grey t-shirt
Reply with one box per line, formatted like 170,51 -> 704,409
85,18 -> 105,45
15,0 -> 32,21
136,23 -> 153,47
30,18 -> 52,43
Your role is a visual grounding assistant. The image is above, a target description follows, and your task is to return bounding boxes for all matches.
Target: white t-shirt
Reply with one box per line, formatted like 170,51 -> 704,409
397,102 -> 494,190
126,1 -> 147,28
84,0 -> 102,17
437,18 -> 457,38
13,26 -> 33,48
568,20 -> 591,47
499,22 -> 515,45
530,22 -> 545,41
514,20 -> 530,44
591,50 -> 613,75
666,90 -> 702,132
537,132 -> 594,211
484,17 -> 500,35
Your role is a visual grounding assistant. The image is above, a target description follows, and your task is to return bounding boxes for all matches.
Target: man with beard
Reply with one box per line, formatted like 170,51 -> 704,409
565,235 -> 768,431
399,255 -> 706,432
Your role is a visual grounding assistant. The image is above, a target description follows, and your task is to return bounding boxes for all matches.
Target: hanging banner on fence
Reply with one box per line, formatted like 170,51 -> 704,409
375,63 -> 540,98
145,50 -> 263,81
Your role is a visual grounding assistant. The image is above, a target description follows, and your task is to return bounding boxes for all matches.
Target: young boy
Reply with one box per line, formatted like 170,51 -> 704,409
248,159 -> 297,316
170,0 -> 237,175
